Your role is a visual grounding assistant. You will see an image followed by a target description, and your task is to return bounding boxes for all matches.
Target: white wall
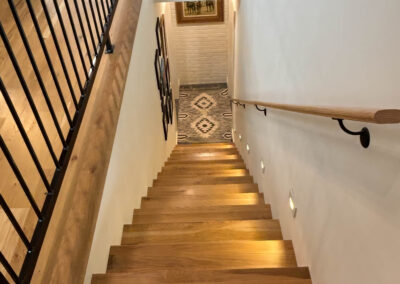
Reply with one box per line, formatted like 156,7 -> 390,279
167,0 -> 229,92
84,1 -> 177,282
232,1 -> 400,284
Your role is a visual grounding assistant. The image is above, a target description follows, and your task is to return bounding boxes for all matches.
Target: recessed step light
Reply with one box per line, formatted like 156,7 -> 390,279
260,160 -> 265,173
289,190 -> 297,218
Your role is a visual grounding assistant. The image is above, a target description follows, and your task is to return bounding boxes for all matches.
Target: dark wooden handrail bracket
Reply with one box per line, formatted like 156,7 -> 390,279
231,98 -> 400,148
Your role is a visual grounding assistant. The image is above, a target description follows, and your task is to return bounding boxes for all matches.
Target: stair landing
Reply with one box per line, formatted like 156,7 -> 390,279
92,143 -> 312,283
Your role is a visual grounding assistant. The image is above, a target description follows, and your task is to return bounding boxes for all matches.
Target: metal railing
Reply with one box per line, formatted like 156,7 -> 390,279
0,0 -> 119,282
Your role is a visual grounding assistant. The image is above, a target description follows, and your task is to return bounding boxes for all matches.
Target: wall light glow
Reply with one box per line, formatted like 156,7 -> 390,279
239,134 -> 242,140
289,191 -> 297,218
260,160 -> 265,173
289,197 -> 295,210
246,144 -> 250,153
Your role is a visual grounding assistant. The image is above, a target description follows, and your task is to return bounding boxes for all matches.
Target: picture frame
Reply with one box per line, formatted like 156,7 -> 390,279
154,14 -> 173,140
160,15 -> 168,57
154,50 -> 161,93
167,88 -> 173,124
175,0 -> 224,24
161,98 -> 169,140
155,18 -> 161,55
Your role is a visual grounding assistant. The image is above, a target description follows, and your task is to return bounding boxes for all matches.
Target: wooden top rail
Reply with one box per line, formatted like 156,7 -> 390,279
232,99 -> 400,124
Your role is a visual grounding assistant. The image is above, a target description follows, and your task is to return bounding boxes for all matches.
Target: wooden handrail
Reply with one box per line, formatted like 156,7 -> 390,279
232,99 -> 400,124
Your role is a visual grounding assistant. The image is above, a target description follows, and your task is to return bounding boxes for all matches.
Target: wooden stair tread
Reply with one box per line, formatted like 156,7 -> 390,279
134,204 -> 271,214
132,205 -> 272,224
170,150 -> 239,157
165,159 -> 244,165
158,169 -> 249,177
148,187 -> 258,196
144,193 -> 262,199
172,148 -> 239,154
93,268 -> 311,283
107,240 -> 297,273
167,157 -> 241,163
95,143 -> 311,283
162,163 -> 246,170
175,143 -> 235,148
122,219 -> 283,244
154,176 -> 254,186
149,183 -> 258,193
141,193 -> 264,209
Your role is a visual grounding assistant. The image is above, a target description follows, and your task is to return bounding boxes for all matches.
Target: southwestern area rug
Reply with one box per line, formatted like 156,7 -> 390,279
177,83 -> 232,144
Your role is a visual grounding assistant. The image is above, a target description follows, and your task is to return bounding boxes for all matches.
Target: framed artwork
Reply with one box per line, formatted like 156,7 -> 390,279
175,0 -> 224,24
161,98 -> 169,140
154,16 -> 174,140
155,18 -> 161,54
167,88 -> 173,124
160,15 -> 168,57
154,50 -> 161,93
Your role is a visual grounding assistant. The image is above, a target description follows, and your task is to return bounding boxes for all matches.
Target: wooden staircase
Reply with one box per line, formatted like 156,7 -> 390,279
92,143 -> 312,283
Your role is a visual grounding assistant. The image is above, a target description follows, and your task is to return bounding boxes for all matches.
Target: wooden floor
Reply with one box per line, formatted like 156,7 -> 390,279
0,0 -> 143,282
92,143 -> 312,283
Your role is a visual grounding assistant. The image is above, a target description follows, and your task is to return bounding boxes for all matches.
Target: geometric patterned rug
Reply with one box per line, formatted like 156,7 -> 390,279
177,83 -> 232,144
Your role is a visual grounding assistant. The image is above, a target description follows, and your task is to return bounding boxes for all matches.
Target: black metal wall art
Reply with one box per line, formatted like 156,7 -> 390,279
154,15 -> 173,140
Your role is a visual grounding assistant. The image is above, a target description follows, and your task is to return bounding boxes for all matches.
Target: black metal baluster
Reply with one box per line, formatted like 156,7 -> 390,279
1,0 -> 121,281
8,0 -> 67,147
94,0 -> 105,34
88,0 -> 101,43
64,0 -> 89,82
0,252 -> 19,284
52,0 -> 84,95
0,137 -> 43,220
0,78 -> 51,192
0,23 -> 60,168
0,194 -> 34,250
80,0 -> 98,55
104,0 -> 114,54
40,0 -> 79,108
73,0 -> 95,68
25,0 -> 73,127
104,0 -> 111,14
0,270 -> 10,284
100,0 -> 108,23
